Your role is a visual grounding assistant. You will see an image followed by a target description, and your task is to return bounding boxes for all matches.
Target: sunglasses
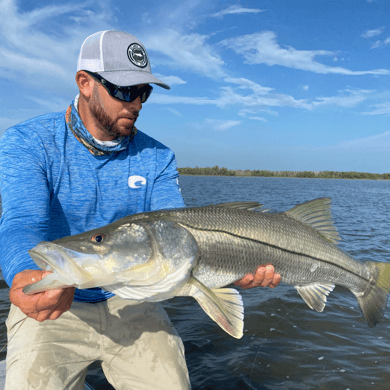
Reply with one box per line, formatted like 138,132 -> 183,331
86,71 -> 153,103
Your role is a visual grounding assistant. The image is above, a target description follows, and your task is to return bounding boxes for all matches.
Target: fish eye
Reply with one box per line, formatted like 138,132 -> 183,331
91,234 -> 105,243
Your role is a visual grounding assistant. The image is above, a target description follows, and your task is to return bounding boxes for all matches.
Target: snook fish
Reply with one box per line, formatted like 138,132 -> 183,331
24,198 -> 390,338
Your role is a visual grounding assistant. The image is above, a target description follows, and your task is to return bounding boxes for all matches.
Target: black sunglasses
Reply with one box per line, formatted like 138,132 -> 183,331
86,71 -> 153,103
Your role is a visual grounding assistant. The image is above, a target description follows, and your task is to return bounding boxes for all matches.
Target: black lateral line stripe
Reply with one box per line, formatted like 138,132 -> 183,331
182,224 -> 370,283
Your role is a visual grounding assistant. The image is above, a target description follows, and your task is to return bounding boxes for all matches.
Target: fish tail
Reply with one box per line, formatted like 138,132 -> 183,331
355,262 -> 390,327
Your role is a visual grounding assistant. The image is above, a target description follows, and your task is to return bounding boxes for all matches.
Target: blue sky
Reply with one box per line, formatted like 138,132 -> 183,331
1,0 -> 390,173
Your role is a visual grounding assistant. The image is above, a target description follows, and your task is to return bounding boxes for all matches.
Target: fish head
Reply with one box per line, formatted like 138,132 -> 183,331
28,219 -> 199,289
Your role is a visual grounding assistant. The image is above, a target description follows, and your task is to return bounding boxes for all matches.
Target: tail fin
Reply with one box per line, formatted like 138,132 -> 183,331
355,262 -> 390,327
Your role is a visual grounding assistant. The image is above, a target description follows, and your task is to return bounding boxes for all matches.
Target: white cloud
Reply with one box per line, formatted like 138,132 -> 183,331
163,108 -> 183,117
154,74 -> 187,86
224,77 -> 274,95
362,102 -> 390,115
312,89 -> 373,108
156,0 -> 211,31
151,77 -> 312,112
0,0 -> 114,92
70,9 -> 97,23
143,29 -> 226,78
238,108 -> 278,117
220,31 -> 390,75
361,27 -> 385,39
204,119 -> 241,131
141,12 -> 153,25
303,85 -> 309,91
248,117 -> 267,122
186,118 -> 242,133
332,131 -> 390,151
212,5 -> 265,18
381,37 -> 390,46
219,78 -> 313,110
150,94 -> 217,105
370,37 -> 390,49
151,79 -> 374,114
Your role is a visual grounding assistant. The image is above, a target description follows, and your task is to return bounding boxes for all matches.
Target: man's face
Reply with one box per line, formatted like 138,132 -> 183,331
89,80 -> 144,139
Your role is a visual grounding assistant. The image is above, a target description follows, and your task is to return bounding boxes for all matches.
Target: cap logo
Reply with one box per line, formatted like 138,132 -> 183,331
127,43 -> 148,68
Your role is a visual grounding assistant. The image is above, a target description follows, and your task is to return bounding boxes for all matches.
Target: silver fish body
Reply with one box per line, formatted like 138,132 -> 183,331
125,198 -> 390,328
24,198 -> 390,337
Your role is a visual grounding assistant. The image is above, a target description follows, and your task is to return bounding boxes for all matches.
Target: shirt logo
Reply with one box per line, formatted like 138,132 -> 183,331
128,175 -> 147,189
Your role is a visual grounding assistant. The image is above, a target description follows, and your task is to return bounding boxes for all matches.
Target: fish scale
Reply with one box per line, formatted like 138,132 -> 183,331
149,205 -> 371,288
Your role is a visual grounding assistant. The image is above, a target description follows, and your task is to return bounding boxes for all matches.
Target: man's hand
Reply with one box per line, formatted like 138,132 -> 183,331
10,270 -> 75,322
234,264 -> 281,289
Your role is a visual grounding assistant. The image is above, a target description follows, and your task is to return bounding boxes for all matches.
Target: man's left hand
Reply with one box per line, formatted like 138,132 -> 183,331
234,264 -> 281,289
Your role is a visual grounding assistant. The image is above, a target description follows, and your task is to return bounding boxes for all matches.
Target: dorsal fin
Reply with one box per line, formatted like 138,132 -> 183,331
285,198 -> 340,245
211,201 -> 263,211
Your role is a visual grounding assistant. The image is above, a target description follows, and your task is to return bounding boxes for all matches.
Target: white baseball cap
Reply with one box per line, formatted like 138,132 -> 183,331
77,30 -> 170,89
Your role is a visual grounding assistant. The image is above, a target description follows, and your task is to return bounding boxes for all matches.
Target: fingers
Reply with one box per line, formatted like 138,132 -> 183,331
256,264 -> 280,288
234,273 -> 254,288
264,265 -> 281,288
33,287 -> 75,322
234,264 -> 281,289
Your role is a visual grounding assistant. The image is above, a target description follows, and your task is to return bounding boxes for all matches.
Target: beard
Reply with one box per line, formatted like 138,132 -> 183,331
89,86 -> 136,138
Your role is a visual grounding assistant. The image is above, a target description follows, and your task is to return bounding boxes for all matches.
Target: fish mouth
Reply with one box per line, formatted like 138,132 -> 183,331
29,244 -> 64,271
28,242 -> 82,271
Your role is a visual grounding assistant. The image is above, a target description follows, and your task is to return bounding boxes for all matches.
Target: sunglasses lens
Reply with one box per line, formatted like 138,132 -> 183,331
111,85 -> 153,103
89,72 -> 153,103
112,89 -> 128,102
140,85 -> 153,103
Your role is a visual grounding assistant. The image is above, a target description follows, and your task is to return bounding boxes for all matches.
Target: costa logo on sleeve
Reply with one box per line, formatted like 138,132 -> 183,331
127,43 -> 148,68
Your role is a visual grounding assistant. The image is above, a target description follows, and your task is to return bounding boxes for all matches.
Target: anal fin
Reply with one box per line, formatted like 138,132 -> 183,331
179,277 -> 244,339
295,283 -> 335,312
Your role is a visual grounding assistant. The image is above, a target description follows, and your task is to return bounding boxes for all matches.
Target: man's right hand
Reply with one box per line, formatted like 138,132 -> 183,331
10,270 -> 75,322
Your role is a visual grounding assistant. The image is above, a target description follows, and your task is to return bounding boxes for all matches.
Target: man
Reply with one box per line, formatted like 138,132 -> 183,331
0,30 -> 280,389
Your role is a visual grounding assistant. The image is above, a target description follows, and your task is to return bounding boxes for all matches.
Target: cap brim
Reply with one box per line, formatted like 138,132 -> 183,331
96,70 -> 170,89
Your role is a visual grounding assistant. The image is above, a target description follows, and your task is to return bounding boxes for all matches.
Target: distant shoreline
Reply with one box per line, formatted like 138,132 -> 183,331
178,166 -> 390,180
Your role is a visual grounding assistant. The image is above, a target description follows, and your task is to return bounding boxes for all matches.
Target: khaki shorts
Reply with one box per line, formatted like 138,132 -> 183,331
5,296 -> 190,390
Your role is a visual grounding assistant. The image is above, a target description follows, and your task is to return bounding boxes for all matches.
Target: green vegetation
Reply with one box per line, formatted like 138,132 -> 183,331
178,166 -> 236,176
178,166 -> 390,180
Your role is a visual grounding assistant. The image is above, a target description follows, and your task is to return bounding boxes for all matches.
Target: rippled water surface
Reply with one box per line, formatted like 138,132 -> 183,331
1,177 -> 390,389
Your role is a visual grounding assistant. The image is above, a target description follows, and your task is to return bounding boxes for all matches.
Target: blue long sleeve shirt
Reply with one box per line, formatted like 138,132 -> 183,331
0,103 -> 185,302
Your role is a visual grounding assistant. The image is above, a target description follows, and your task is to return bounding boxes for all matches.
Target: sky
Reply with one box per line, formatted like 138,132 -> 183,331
1,0 -> 390,173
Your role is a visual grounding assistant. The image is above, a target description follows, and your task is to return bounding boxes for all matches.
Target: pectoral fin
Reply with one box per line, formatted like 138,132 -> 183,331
179,277 -> 244,339
23,273 -> 74,295
295,283 -> 335,312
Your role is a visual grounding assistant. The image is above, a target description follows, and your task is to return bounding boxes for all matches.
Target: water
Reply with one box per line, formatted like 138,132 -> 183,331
1,177 -> 389,389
